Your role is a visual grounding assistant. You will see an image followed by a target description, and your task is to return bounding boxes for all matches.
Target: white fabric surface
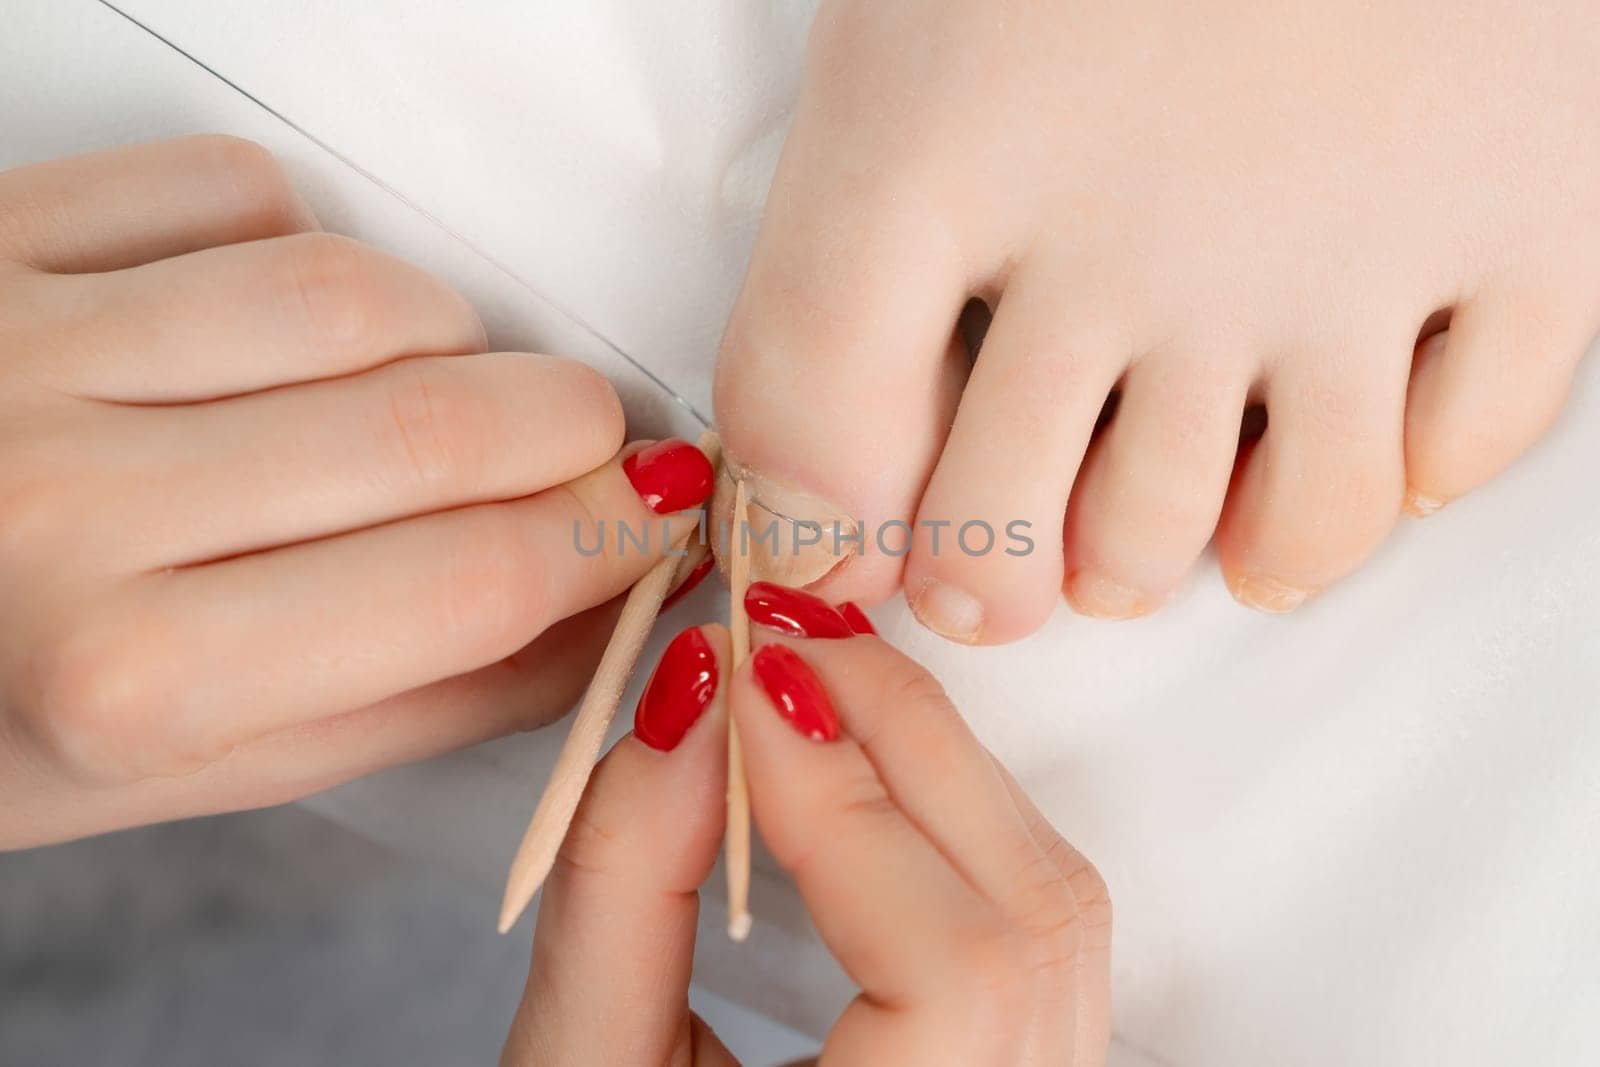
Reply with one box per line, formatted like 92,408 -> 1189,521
6,3 -> 1598,1064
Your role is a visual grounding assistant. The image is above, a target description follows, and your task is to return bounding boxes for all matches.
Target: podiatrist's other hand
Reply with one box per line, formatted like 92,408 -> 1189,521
0,137 -> 713,847
504,595 -> 1111,1066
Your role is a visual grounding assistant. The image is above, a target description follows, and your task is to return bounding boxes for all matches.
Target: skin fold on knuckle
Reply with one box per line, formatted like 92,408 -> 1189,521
549,785 -> 634,890
853,654 -> 959,744
775,775 -> 898,881
276,232 -> 386,358
17,615 -> 219,785
376,358 -> 490,497
980,835 -> 1090,990
440,510 -> 553,660
1019,798 -> 1114,953
828,778 -> 903,829
1062,858 -> 1114,954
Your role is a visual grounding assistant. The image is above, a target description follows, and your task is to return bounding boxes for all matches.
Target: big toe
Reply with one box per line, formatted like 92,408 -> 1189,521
713,140 -> 971,600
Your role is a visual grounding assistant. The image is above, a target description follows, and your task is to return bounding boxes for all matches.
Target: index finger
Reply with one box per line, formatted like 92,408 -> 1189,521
732,625 -> 1103,1065
28,440 -> 714,783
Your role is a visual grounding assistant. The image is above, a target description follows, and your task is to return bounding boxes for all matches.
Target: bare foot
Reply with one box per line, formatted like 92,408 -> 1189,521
715,0 -> 1600,642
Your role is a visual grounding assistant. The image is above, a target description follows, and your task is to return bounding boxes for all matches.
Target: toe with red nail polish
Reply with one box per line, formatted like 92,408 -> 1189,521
744,581 -> 855,639
634,627 -> 718,751
623,439 -> 715,514
751,644 -> 840,742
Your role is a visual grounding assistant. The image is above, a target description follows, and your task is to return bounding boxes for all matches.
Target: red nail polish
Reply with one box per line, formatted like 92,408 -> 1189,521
622,439 -> 714,514
661,554 -> 715,611
634,628 -> 718,751
837,601 -> 877,636
745,581 -> 854,639
751,644 -> 840,742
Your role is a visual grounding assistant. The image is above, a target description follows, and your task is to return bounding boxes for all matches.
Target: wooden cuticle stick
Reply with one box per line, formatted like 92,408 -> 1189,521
497,430 -> 721,934
725,478 -> 754,942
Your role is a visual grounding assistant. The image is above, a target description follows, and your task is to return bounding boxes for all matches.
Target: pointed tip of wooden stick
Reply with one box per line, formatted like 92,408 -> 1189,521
498,868 -> 537,934
494,547 -> 688,934
727,911 -> 753,942
496,899 -> 522,935
496,796 -> 569,935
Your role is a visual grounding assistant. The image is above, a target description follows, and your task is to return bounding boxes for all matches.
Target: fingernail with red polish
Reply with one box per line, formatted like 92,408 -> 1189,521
634,628 -> 718,751
662,554 -> 714,611
745,581 -> 854,639
623,439 -> 714,514
837,601 -> 877,636
751,644 -> 840,742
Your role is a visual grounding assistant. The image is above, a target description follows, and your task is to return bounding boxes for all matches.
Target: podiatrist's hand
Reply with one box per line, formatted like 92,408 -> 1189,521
0,136 -> 713,847
503,589 -> 1111,1066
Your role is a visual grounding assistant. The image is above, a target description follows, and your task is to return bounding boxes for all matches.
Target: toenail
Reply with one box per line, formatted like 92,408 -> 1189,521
713,461 -> 857,587
1066,571 -> 1157,620
910,578 -> 985,643
1230,574 -> 1311,614
1402,488 -> 1445,518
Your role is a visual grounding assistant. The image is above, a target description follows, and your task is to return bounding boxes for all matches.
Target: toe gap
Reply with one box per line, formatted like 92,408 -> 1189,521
1229,403 -> 1270,486
958,297 -> 993,363
1093,384 -> 1123,438
1415,306 -> 1454,349
1238,403 -> 1268,446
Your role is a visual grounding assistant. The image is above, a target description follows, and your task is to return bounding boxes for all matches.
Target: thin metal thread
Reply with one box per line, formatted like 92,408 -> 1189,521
91,0 -> 712,428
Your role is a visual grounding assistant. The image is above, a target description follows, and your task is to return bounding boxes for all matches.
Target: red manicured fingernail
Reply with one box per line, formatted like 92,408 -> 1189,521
622,439 -> 714,514
837,601 -> 877,636
751,644 -> 840,742
634,628 -> 718,751
661,554 -> 714,611
745,581 -> 854,639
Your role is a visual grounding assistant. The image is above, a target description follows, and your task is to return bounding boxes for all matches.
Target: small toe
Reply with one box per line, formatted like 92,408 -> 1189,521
1215,340 -> 1409,610
1063,351 -> 1249,618
1403,291 -> 1598,515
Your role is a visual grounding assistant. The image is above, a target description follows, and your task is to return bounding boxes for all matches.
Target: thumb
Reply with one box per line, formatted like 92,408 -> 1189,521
503,625 -> 737,1067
